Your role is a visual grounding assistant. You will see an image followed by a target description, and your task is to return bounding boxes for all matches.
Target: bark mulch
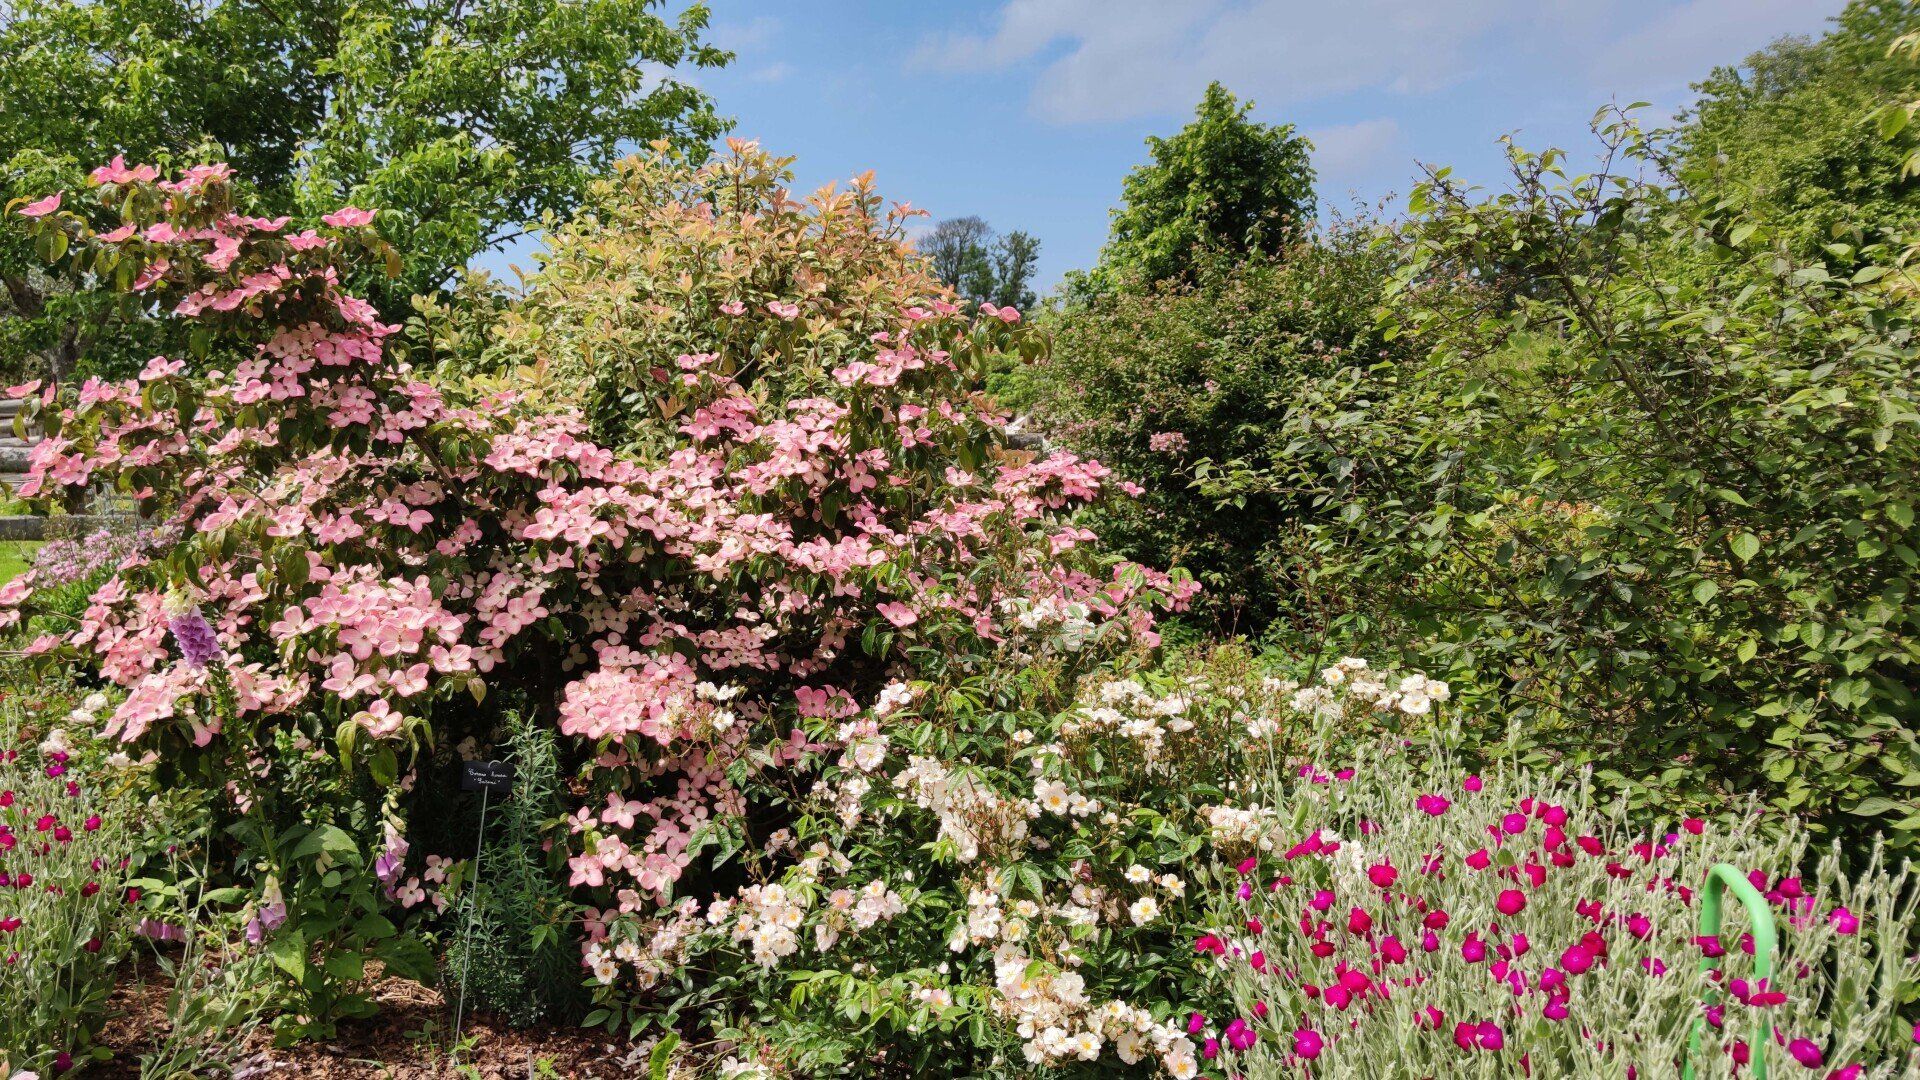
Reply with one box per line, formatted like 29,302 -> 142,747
94,957 -> 653,1078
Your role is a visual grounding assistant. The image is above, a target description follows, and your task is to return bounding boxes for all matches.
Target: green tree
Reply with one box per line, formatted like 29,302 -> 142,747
1088,81 -> 1315,291
919,215 -> 1041,310
988,229 -> 1040,310
0,0 -> 729,380
1675,1 -> 1920,254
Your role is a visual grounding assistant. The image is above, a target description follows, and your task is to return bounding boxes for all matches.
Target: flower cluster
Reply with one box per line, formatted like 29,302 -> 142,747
1184,749 -> 1920,1076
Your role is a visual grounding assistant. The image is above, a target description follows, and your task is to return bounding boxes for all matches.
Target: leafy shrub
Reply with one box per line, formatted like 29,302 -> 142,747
1182,743 -> 1920,1076
2,153 -> 1185,1048
1033,227 -> 1404,629
477,140 -> 1037,451
1146,114 -> 1920,847
444,710 -> 584,1027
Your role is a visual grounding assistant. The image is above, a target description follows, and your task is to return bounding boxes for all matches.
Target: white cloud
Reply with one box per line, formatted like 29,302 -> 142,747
749,61 -> 794,83
1590,0 -> 1845,95
712,15 -> 781,54
1308,118 -> 1404,182
913,0 -> 1850,125
914,0 -> 1525,124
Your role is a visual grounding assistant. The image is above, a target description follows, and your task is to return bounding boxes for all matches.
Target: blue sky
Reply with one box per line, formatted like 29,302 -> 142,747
503,0 -> 1853,292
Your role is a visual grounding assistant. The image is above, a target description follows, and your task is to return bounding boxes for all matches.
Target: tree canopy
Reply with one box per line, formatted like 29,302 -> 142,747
0,0 -> 729,379
919,215 -> 1041,310
1087,82 -> 1315,291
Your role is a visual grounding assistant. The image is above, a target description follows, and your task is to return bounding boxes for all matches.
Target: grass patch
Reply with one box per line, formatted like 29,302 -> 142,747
0,541 -> 39,584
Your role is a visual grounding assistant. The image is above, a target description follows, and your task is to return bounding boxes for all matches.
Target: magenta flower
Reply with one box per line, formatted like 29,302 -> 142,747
1561,945 -> 1595,975
1496,889 -> 1526,916
1292,1028 -> 1324,1060
1828,907 -> 1859,934
1787,1039 -> 1823,1068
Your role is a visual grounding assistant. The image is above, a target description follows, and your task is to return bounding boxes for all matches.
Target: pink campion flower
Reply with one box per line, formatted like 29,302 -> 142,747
1225,1018 -> 1257,1051
1683,817 -> 1705,835
1346,907 -> 1373,935
1627,913 -> 1653,939
1561,945 -> 1595,975
1496,889 -> 1526,916
1828,1066 -> 1862,1080
321,206 -> 377,228
1463,775 -> 1484,792
1416,793 -> 1451,815
1188,1012 -> 1206,1035
1501,813 -> 1528,834
1309,889 -> 1335,911
1367,863 -> 1398,889
1787,1039 -> 1823,1068
16,192 -> 61,218
1292,1028 -> 1323,1060
1465,849 -> 1492,870
1478,1023 -> 1505,1050
1194,935 -> 1226,957
1828,907 -> 1859,935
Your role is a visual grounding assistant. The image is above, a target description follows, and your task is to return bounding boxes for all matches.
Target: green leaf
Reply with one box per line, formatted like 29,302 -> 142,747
1729,533 -> 1760,563
650,1033 -> 682,1080
1851,797 -> 1901,817
374,934 -> 438,986
1692,580 -> 1719,604
267,931 -> 307,981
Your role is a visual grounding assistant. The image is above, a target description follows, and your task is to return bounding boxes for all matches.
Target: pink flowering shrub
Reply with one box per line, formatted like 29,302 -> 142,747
1,155 -> 1187,1040
0,701 -> 145,1074
1182,743 -> 1920,1076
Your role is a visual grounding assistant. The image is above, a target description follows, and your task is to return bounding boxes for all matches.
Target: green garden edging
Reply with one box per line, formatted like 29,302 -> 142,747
1685,862 -> 1778,1080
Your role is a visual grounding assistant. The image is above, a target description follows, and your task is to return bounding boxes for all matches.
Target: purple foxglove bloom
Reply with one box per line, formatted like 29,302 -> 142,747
168,606 -> 220,668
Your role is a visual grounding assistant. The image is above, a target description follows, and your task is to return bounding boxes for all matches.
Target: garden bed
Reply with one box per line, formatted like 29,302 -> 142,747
96,959 -> 627,1078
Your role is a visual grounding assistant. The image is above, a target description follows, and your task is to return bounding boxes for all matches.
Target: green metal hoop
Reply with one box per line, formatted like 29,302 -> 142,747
1683,862 -> 1778,1080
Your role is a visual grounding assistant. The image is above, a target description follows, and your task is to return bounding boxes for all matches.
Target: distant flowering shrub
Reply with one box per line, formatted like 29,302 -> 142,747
0,696 -> 143,1075
1183,751 -> 1920,1077
2,154 -> 1189,1037
26,519 -> 175,592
